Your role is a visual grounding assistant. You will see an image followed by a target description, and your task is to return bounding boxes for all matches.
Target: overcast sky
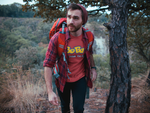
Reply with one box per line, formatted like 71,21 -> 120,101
0,0 -> 25,5
0,0 -> 96,10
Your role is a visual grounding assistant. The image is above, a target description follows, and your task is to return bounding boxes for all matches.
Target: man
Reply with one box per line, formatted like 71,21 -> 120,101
43,3 -> 97,113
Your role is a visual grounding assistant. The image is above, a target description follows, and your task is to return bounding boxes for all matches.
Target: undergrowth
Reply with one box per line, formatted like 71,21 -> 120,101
0,54 -> 149,113
93,54 -> 110,89
0,64 -> 47,113
129,75 -> 150,113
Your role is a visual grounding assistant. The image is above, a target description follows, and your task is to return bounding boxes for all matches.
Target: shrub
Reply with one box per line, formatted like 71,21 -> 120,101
129,75 -> 150,113
130,60 -> 147,77
93,54 -> 111,89
14,46 -> 45,70
93,54 -> 110,69
0,64 -> 47,113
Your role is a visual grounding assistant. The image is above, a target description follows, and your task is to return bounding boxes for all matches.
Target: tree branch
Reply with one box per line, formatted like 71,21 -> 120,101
88,7 -> 109,16
88,7 -> 109,12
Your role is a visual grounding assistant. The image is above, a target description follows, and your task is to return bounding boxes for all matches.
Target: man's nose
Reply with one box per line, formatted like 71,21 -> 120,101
70,18 -> 74,23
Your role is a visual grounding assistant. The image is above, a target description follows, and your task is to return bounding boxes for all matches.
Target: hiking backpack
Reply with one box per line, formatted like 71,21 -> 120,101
49,18 -> 94,78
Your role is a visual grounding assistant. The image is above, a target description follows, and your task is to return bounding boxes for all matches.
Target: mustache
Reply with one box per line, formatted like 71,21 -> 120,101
67,24 -> 75,27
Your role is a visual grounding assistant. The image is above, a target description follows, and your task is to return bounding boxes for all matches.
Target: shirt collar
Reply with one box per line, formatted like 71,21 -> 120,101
65,27 -> 88,41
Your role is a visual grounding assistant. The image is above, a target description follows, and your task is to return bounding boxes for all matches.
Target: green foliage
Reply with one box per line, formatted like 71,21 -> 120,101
22,0 -> 110,22
36,21 -> 53,42
88,14 -> 110,24
16,37 -> 31,48
0,18 -> 51,57
127,10 -> 150,68
0,3 -> 34,17
130,61 -> 147,77
4,34 -> 19,56
93,54 -> 111,88
14,46 -> 46,70
93,54 -> 110,69
129,52 -> 148,77
41,36 -> 48,44
22,0 -> 149,22
14,47 -> 39,69
0,29 -> 10,53
93,53 -> 148,88
29,34 -> 38,43
129,0 -> 150,17
3,18 -> 21,31
40,47 -> 48,58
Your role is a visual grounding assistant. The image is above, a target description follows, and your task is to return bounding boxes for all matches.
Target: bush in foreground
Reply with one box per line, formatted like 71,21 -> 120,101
0,64 -> 47,113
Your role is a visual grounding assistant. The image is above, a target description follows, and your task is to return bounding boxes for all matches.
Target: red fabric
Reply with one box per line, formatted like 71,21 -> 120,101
43,27 -> 94,92
66,34 -> 85,82
49,18 -> 66,39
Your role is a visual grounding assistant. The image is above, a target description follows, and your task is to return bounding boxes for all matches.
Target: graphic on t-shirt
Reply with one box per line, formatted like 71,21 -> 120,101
67,46 -> 84,54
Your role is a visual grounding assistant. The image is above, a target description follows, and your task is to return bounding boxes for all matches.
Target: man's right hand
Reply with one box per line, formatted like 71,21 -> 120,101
48,91 -> 59,106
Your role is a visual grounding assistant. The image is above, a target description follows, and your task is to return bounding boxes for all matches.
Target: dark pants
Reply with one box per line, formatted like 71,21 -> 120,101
57,77 -> 87,113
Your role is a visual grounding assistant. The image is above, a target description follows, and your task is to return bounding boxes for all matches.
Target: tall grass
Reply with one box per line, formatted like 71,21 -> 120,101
93,54 -> 111,89
93,54 -> 148,89
0,64 -> 47,113
129,75 -> 150,113
0,54 -> 149,112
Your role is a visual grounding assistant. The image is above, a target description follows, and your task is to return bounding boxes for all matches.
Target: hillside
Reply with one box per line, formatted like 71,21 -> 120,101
0,16 -> 109,56
0,3 -> 34,17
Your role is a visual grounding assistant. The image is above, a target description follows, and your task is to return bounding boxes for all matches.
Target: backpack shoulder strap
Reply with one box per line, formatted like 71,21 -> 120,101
57,27 -> 67,57
83,27 -> 94,51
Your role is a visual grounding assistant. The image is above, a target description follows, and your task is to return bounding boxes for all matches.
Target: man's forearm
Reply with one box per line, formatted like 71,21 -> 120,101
44,67 -> 53,94
90,54 -> 97,81
90,54 -> 95,67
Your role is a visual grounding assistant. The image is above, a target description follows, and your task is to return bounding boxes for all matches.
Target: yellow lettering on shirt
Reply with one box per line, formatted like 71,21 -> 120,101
67,46 -> 84,54
67,46 -> 75,54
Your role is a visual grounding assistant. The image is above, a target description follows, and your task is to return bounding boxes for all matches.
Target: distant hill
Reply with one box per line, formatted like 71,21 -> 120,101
0,3 -> 34,17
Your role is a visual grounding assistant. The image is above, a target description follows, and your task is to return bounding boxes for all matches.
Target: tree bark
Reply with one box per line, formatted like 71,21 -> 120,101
104,0 -> 131,113
146,62 -> 150,86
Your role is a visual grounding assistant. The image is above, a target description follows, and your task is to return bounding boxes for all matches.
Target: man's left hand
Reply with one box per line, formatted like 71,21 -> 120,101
91,68 -> 97,81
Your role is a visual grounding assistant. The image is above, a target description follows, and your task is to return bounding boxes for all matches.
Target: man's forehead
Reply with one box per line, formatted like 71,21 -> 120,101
67,9 -> 82,17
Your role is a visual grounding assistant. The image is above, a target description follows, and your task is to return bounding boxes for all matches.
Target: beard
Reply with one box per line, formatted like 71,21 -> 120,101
67,23 -> 82,33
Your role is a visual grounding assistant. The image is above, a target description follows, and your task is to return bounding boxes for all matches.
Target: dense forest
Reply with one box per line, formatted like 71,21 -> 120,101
0,3 -> 34,17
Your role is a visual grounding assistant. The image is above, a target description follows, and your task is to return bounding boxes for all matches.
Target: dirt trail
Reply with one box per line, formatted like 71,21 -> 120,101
36,85 -> 150,113
37,88 -> 109,113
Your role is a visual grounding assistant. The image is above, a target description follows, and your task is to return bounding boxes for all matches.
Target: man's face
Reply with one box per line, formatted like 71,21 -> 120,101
67,9 -> 83,33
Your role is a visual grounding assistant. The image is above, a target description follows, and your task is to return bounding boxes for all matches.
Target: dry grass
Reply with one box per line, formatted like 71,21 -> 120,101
129,74 -> 150,113
93,66 -> 110,89
1,63 -> 150,113
0,65 -> 47,113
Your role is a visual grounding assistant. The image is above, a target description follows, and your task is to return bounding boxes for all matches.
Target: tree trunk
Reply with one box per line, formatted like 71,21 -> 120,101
146,62 -> 150,86
104,0 -> 131,113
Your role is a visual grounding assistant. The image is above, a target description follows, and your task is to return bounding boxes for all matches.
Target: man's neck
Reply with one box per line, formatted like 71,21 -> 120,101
70,27 -> 82,37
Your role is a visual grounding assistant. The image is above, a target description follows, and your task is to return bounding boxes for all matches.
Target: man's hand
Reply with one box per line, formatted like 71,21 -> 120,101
91,68 -> 97,81
48,91 -> 59,106
44,67 -> 58,106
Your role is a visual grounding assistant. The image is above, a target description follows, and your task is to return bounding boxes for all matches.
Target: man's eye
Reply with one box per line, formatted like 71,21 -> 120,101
74,17 -> 79,20
67,15 -> 71,18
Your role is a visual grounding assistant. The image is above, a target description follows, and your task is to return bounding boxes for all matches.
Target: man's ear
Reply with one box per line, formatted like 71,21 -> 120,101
82,20 -> 84,25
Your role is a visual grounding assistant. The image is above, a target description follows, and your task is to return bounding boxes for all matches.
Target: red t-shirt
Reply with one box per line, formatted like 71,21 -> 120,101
66,34 -> 85,82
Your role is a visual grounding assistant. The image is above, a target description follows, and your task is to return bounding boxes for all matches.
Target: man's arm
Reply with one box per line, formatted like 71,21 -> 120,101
44,67 -> 58,105
90,54 -> 97,81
